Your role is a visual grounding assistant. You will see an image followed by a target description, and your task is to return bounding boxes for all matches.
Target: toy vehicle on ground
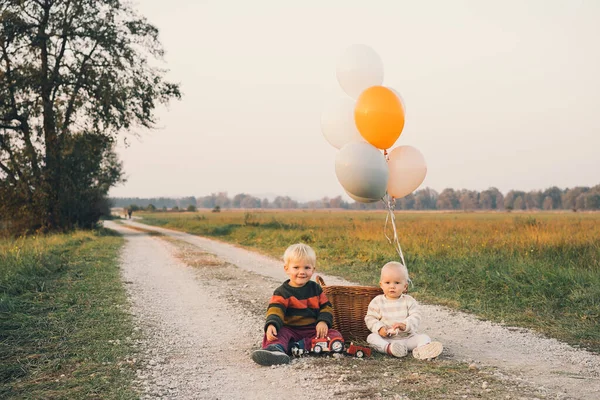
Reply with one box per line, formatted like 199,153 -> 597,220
310,335 -> 345,354
346,343 -> 372,358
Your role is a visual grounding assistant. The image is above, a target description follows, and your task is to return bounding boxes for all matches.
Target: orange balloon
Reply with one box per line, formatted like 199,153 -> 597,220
354,86 -> 405,150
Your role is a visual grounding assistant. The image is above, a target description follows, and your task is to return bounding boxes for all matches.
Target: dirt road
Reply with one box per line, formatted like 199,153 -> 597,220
103,220 -> 600,400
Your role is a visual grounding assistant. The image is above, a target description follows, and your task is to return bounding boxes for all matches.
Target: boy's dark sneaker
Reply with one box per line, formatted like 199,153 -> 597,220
251,345 -> 290,366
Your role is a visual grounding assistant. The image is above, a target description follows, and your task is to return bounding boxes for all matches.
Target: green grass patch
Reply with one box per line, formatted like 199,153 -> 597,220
136,210 -> 600,353
0,229 -> 138,399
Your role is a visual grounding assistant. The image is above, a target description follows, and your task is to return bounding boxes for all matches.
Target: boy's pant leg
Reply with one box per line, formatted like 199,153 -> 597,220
262,326 -> 297,352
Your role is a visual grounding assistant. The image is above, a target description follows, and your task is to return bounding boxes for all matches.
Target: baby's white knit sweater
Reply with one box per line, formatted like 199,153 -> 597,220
364,294 -> 422,337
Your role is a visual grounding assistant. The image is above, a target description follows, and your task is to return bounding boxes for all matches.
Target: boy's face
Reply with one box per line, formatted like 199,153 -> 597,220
284,257 -> 315,287
380,268 -> 408,299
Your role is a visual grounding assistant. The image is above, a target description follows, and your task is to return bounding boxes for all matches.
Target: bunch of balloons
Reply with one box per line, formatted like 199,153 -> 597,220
321,44 -> 427,204
321,44 -> 428,266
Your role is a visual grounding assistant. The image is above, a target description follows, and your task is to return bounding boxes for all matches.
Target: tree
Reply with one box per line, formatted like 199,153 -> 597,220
562,187 -> 588,211
0,0 -> 180,233
397,194 -> 415,210
458,189 -> 479,210
329,195 -> 344,209
232,193 -> 248,208
413,188 -> 438,210
240,196 -> 260,209
485,187 -> 504,210
525,190 -> 542,210
198,194 -> 216,209
542,196 -> 553,210
436,188 -> 459,210
542,186 -> 563,210
584,192 -> 600,210
504,190 -> 525,210
479,191 -> 494,210
513,196 -> 525,210
215,192 -> 230,208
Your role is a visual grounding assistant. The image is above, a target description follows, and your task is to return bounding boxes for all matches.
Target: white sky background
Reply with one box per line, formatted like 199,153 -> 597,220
109,0 -> 600,202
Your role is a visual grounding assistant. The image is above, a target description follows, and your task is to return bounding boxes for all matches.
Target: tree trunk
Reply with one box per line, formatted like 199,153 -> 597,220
39,2 -> 61,231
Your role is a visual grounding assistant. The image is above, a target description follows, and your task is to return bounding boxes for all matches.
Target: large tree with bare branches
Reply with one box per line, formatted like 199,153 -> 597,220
0,0 -> 180,233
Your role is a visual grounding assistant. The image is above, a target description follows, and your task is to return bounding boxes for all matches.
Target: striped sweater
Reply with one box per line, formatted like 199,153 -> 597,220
364,294 -> 422,338
264,280 -> 334,332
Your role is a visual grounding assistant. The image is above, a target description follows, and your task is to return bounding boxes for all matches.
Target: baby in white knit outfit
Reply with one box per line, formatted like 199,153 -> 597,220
364,261 -> 443,359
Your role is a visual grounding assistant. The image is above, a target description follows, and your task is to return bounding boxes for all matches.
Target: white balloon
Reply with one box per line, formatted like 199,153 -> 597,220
387,145 -> 427,199
345,190 -> 380,204
335,141 -> 389,200
336,44 -> 384,99
320,96 -> 365,149
389,87 -> 406,115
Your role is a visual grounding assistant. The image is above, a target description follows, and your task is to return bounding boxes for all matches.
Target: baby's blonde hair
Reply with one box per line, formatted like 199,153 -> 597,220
283,243 -> 316,266
381,261 -> 410,282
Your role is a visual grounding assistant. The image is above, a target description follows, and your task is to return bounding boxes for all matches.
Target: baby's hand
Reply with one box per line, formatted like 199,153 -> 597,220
386,327 -> 400,336
392,322 -> 407,332
378,327 -> 388,337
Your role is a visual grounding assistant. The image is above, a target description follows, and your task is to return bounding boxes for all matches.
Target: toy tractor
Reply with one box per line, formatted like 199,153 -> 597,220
346,343 -> 372,358
310,335 -> 345,354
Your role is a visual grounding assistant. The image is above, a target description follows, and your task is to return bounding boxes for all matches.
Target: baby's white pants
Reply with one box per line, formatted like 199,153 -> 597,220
367,332 -> 431,354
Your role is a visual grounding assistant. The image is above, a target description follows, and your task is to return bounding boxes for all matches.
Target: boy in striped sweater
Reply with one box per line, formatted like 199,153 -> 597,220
251,243 -> 342,366
365,261 -> 443,360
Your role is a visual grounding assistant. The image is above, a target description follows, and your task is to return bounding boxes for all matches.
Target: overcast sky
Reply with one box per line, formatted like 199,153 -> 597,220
108,0 -> 600,202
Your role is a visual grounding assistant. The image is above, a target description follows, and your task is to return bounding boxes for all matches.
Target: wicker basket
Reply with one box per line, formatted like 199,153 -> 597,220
316,275 -> 383,342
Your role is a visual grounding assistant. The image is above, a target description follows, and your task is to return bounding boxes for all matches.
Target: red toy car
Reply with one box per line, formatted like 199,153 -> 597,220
346,343 -> 372,358
310,335 -> 345,354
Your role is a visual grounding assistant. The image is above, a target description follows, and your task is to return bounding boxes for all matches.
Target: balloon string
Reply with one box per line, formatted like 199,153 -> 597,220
383,194 -> 407,270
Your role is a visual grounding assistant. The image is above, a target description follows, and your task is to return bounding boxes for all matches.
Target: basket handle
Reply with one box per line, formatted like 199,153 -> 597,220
315,275 -> 327,287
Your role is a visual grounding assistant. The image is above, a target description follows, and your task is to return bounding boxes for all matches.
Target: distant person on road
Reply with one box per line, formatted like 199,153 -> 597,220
127,207 -> 132,219
365,261 -> 443,360
251,243 -> 342,366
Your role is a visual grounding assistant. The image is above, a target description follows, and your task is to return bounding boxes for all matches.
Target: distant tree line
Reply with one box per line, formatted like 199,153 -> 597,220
111,196 -> 197,209
111,185 -> 600,211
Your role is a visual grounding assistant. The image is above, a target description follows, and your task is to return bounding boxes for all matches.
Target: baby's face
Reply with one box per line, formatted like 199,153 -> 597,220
379,268 -> 408,299
284,257 -> 315,287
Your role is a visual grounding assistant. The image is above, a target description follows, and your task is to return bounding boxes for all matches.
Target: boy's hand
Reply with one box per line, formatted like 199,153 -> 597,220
266,325 -> 278,341
316,321 -> 328,338
378,327 -> 388,337
392,322 -> 407,332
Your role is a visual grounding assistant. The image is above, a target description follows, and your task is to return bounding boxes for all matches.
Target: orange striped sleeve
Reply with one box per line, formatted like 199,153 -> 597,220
269,295 -> 289,307
318,292 -> 330,306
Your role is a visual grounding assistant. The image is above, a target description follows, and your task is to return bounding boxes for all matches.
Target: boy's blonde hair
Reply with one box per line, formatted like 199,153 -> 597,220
283,243 -> 316,266
381,261 -> 410,282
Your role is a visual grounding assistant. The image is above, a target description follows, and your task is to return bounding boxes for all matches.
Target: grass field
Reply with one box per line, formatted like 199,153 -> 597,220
137,210 -> 600,353
0,230 -> 139,399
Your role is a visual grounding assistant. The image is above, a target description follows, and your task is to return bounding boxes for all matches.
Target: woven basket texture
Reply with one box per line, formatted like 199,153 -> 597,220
316,275 -> 383,342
